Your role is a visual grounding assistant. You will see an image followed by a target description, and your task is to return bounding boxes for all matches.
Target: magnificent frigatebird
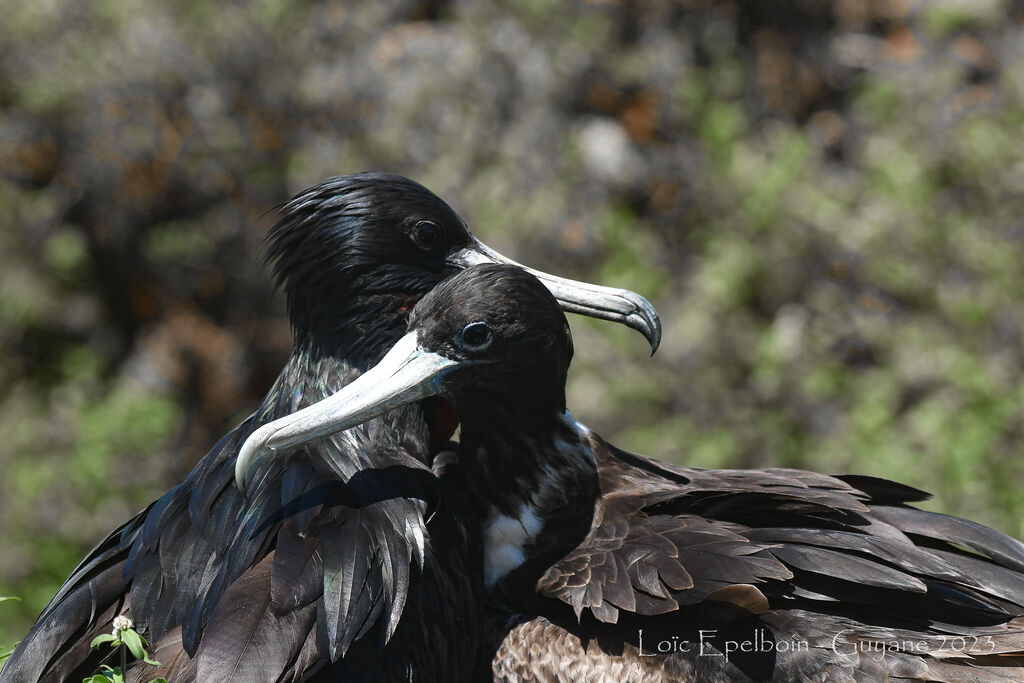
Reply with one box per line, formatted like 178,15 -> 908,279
0,174 -> 660,683
240,264 -> 1024,682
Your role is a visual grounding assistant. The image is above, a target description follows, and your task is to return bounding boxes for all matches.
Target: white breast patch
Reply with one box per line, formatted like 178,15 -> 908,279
484,504 -> 544,588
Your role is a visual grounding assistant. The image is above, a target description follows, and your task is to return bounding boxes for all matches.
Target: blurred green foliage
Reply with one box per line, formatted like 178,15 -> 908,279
1,0 -> 1023,649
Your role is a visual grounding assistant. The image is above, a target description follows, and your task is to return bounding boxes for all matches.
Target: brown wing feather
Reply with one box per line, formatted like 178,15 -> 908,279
538,507 -> 793,622
504,435 -> 1024,679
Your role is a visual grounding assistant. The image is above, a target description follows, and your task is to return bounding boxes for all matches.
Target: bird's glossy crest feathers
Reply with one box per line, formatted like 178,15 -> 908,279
266,173 -> 474,361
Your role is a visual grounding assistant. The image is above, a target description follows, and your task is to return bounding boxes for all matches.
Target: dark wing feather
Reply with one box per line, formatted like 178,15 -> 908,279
873,506 -> 1024,573
538,510 -> 791,623
769,543 -> 928,592
743,527 -> 974,585
1,563 -> 126,682
833,473 -> 932,504
0,512 -> 141,683
193,553 -> 317,682
271,522 -> 322,613
125,627 -> 195,683
926,547 -> 1024,605
183,455 -> 281,653
319,508 -> 384,660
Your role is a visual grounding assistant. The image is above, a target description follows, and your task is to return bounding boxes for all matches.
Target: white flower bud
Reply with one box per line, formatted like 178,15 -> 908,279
111,615 -> 134,636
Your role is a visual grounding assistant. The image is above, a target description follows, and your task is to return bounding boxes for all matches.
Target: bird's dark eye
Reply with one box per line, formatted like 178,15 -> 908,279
458,321 -> 492,351
411,220 -> 441,250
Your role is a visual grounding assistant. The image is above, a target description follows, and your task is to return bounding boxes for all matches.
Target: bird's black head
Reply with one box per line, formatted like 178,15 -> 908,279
265,172 -> 661,369
267,173 -> 474,362
409,264 -> 574,428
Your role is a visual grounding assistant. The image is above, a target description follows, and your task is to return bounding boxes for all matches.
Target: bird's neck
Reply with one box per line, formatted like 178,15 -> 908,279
459,409 -> 599,590
291,291 -> 418,371
253,349 -> 433,477
263,352 -> 363,420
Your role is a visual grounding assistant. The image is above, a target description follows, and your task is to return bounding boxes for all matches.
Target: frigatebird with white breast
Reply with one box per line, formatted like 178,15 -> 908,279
0,174 -> 660,683
239,264 -> 1024,682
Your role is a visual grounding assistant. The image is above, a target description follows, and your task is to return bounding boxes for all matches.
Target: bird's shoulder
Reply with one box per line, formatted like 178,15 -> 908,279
536,438 -> 1024,633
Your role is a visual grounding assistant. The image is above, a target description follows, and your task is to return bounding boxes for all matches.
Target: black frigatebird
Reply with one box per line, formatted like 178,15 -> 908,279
0,174 -> 660,683
240,264 -> 1024,681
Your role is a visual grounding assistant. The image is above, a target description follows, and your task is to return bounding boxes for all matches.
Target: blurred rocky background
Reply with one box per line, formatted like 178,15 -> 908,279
2,0 -> 1023,644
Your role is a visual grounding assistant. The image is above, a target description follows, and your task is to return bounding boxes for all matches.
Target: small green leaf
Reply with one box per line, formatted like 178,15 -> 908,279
120,629 -> 146,661
93,665 -> 125,683
0,597 -> 19,603
149,678 -> 169,683
142,655 -> 162,667
89,634 -> 118,650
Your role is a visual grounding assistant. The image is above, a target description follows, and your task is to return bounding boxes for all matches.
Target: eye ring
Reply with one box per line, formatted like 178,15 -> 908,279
457,321 -> 492,351
411,220 -> 441,250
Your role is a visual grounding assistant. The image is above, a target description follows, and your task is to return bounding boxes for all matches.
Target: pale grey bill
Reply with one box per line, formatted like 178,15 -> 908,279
235,332 -> 457,491
449,241 -> 661,353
